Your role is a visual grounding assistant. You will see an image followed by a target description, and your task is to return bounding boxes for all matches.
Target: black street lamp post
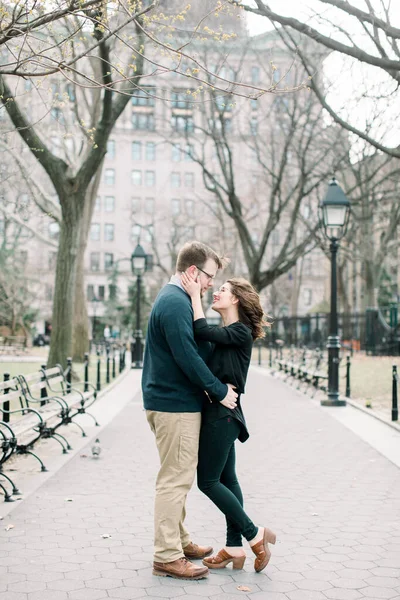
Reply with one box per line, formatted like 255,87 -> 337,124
320,178 -> 351,407
130,243 -> 147,369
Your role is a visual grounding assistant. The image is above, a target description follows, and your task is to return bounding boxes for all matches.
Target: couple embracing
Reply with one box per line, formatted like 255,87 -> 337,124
142,241 -> 276,580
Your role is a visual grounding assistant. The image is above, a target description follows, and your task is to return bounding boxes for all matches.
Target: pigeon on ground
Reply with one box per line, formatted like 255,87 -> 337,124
91,439 -> 101,458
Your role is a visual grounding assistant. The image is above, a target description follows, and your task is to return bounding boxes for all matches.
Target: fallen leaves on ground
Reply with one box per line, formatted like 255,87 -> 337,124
237,585 -> 251,592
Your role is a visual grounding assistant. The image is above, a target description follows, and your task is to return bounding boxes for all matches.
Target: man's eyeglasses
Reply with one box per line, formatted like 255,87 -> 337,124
196,266 -> 217,281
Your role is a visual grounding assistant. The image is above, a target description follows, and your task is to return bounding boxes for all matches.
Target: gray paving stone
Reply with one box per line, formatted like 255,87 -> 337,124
221,582 -> 261,594
7,581 -> 46,594
183,585 -> 224,596
107,589 -> 146,599
287,591 -> 327,600
324,589 -> 364,599
1,371 -> 400,600
147,585 -> 187,597
361,587 -> 399,598
0,593 -> 28,600
27,591 -> 68,600
366,577 -> 400,588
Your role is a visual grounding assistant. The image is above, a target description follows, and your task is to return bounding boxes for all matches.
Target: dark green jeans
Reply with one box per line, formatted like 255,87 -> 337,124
197,416 -> 258,547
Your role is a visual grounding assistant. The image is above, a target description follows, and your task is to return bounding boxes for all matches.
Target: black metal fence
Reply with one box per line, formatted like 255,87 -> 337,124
269,310 -> 400,356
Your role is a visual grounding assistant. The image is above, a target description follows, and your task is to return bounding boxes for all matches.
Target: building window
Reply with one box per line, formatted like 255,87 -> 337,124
90,252 -> 100,271
172,144 -> 181,161
250,98 -> 258,110
145,142 -> 156,161
48,251 -> 57,269
87,284 -> 95,301
145,170 -> 156,187
48,222 -> 59,239
144,198 -> 155,214
271,230 -> 279,245
131,224 -> 141,242
107,140 -> 115,159
184,144 -> 194,161
185,199 -> 194,216
131,87 -> 155,107
212,117 -> 232,134
104,196 -> 115,212
109,284 -> 117,300
303,204 -> 311,219
105,253 -> 114,271
132,141 -> 142,160
304,288 -> 312,307
90,223 -> 100,241
171,198 -> 180,215
98,285 -> 105,301
45,284 -> 53,301
303,258 -> 312,276
171,172 -> 181,188
51,107 -> 64,123
251,66 -> 260,84
215,95 -> 232,112
171,115 -> 194,133
273,68 -> 281,83
131,197 -> 141,213
104,168 -> 115,185
132,170 -> 142,186
104,223 -> 114,241
132,113 -> 155,131
184,172 -> 194,188
171,89 -> 192,109
250,117 -> 258,135
95,196 -> 101,212
144,224 -> 154,242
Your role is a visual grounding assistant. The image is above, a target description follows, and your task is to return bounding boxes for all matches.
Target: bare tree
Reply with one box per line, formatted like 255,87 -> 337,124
239,0 -> 400,158
186,55 -> 349,292
0,216 -> 39,337
338,150 -> 400,311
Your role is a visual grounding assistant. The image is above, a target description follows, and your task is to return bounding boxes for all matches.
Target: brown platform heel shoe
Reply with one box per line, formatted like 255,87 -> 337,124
203,548 -> 246,570
251,527 -> 276,573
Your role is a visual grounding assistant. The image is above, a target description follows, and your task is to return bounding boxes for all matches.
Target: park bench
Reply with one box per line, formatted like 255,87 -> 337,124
297,349 -> 329,396
0,335 -> 28,355
26,363 -> 99,435
0,376 -> 68,502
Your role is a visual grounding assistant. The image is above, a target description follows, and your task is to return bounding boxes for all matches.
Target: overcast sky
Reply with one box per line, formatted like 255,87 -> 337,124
245,0 -> 400,155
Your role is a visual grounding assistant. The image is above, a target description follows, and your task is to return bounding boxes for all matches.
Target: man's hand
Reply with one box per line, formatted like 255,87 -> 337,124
220,384 -> 237,409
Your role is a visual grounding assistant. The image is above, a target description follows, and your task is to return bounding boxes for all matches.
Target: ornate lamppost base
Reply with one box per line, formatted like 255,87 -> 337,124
321,398 -> 347,407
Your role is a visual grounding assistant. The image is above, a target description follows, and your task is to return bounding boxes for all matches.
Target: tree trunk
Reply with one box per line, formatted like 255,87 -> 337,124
72,169 -> 102,362
72,238 -> 89,362
47,198 -> 84,369
363,261 -> 379,310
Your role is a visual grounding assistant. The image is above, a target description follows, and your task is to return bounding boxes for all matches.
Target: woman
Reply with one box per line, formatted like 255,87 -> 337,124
181,273 -> 276,572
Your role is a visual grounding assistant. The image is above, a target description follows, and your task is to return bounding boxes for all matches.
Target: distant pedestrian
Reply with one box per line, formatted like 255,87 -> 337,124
142,241 -> 238,581
181,272 -> 276,572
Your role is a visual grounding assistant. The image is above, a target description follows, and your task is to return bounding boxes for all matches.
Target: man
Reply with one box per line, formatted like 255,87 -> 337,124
142,241 -> 238,580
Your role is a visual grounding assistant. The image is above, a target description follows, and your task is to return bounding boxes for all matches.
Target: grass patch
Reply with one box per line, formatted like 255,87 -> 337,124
253,347 -> 398,419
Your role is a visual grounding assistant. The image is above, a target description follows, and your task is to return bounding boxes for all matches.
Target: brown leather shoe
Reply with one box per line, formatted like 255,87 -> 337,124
153,557 -> 209,580
203,548 -> 246,570
183,541 -> 213,559
251,527 -> 277,572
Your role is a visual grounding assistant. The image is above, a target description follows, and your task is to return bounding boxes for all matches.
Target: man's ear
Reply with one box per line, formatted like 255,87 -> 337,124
187,265 -> 198,277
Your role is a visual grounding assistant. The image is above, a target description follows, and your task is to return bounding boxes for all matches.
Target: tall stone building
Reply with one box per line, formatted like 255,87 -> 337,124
0,19 -> 334,339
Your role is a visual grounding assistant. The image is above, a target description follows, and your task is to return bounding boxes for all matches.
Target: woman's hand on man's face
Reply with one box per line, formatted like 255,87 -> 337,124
181,271 -> 201,298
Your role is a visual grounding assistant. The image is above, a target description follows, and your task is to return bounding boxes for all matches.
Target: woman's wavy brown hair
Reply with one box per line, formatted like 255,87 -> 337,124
227,278 -> 269,340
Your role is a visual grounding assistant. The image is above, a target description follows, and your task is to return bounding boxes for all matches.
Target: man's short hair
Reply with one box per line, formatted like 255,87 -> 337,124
176,241 -> 226,272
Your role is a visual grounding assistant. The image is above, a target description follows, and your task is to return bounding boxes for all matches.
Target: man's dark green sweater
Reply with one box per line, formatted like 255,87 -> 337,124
142,283 -> 228,412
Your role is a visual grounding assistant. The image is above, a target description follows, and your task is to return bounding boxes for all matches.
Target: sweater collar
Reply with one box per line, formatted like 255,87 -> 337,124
168,274 -> 187,294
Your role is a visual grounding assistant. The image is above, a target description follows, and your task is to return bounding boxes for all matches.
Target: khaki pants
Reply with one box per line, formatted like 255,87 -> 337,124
146,410 -> 201,563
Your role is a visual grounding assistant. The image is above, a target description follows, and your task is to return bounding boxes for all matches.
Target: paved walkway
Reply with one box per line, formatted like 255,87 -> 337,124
1,368 -> 400,600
